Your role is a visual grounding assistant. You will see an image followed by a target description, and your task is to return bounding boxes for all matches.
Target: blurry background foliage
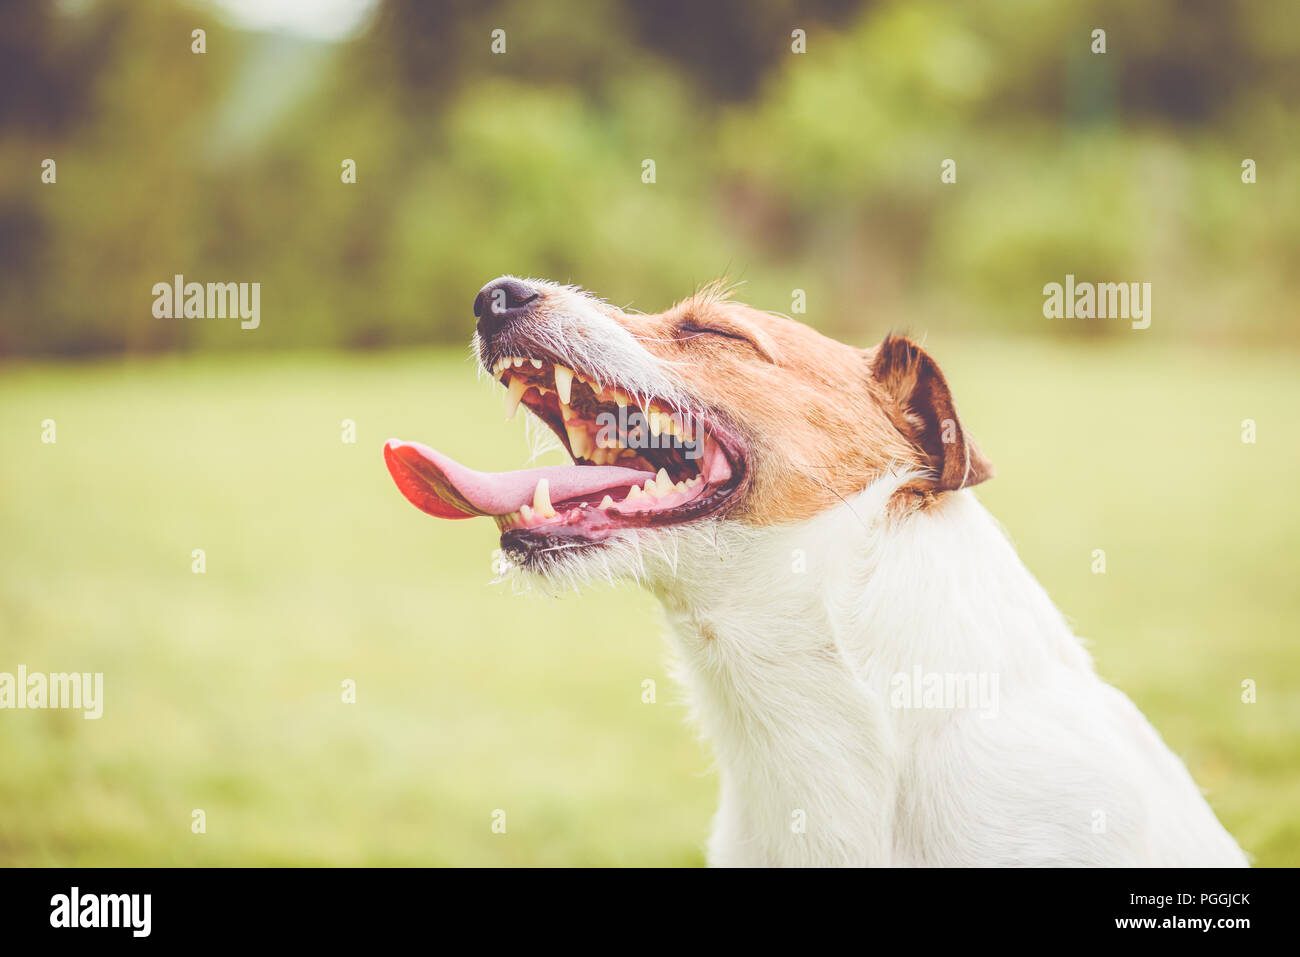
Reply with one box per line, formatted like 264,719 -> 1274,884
1,0 -> 1297,357
1,1 -> 1299,867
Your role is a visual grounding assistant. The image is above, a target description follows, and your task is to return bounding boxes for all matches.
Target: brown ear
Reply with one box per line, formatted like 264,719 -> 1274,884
869,335 -> 994,492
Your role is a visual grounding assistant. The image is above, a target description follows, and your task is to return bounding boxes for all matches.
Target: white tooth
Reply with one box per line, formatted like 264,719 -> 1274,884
675,481 -> 687,491
513,357 -> 524,367
554,366 -> 573,405
625,484 -> 644,502
614,391 -> 628,408
520,504 -> 534,523
643,479 -> 661,497
505,377 -> 527,421
530,358 -> 543,369
655,468 -> 674,494
599,494 -> 615,509
533,478 -> 556,518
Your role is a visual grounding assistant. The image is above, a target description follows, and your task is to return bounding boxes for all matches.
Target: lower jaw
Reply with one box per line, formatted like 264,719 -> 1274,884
497,480 -> 743,563
498,526 -> 609,567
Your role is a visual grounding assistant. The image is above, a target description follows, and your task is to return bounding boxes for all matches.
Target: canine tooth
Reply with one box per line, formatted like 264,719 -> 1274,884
565,421 -> 590,459
530,358 -> 543,369
554,366 -> 573,405
599,495 -> 615,509
505,377 -> 527,421
533,479 -> 556,518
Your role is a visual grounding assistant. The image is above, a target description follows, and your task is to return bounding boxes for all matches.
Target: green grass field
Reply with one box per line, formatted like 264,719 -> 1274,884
1,339 -> 1298,866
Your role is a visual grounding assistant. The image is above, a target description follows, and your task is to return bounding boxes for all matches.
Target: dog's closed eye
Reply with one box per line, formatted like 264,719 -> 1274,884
674,322 -> 775,362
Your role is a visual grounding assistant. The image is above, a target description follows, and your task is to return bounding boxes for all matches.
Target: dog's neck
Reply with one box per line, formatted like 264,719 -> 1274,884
649,475 -> 1089,865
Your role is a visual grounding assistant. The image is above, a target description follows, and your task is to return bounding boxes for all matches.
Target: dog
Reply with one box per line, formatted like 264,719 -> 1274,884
384,276 -> 1248,867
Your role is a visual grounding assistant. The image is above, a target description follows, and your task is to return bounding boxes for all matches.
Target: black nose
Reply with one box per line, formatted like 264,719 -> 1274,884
474,277 -> 540,337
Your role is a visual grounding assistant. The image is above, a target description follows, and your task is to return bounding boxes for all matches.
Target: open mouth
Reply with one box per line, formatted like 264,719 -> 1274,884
384,352 -> 746,558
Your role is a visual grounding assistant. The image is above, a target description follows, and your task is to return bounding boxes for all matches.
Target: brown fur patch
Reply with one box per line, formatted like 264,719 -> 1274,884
552,285 -> 991,526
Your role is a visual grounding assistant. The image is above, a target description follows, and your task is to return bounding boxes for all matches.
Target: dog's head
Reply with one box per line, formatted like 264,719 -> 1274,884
385,276 -> 991,581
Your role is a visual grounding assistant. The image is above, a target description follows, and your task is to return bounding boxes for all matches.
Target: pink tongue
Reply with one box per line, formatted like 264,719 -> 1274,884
384,439 -> 656,520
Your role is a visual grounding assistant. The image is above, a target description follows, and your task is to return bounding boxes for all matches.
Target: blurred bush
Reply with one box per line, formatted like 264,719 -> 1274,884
1,0 -> 1296,356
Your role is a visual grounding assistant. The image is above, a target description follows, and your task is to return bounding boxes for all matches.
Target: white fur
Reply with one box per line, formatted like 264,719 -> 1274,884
641,476 -> 1246,866
505,475 -> 1247,866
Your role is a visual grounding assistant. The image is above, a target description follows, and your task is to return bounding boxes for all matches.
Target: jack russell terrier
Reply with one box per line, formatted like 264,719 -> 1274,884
384,276 -> 1247,867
